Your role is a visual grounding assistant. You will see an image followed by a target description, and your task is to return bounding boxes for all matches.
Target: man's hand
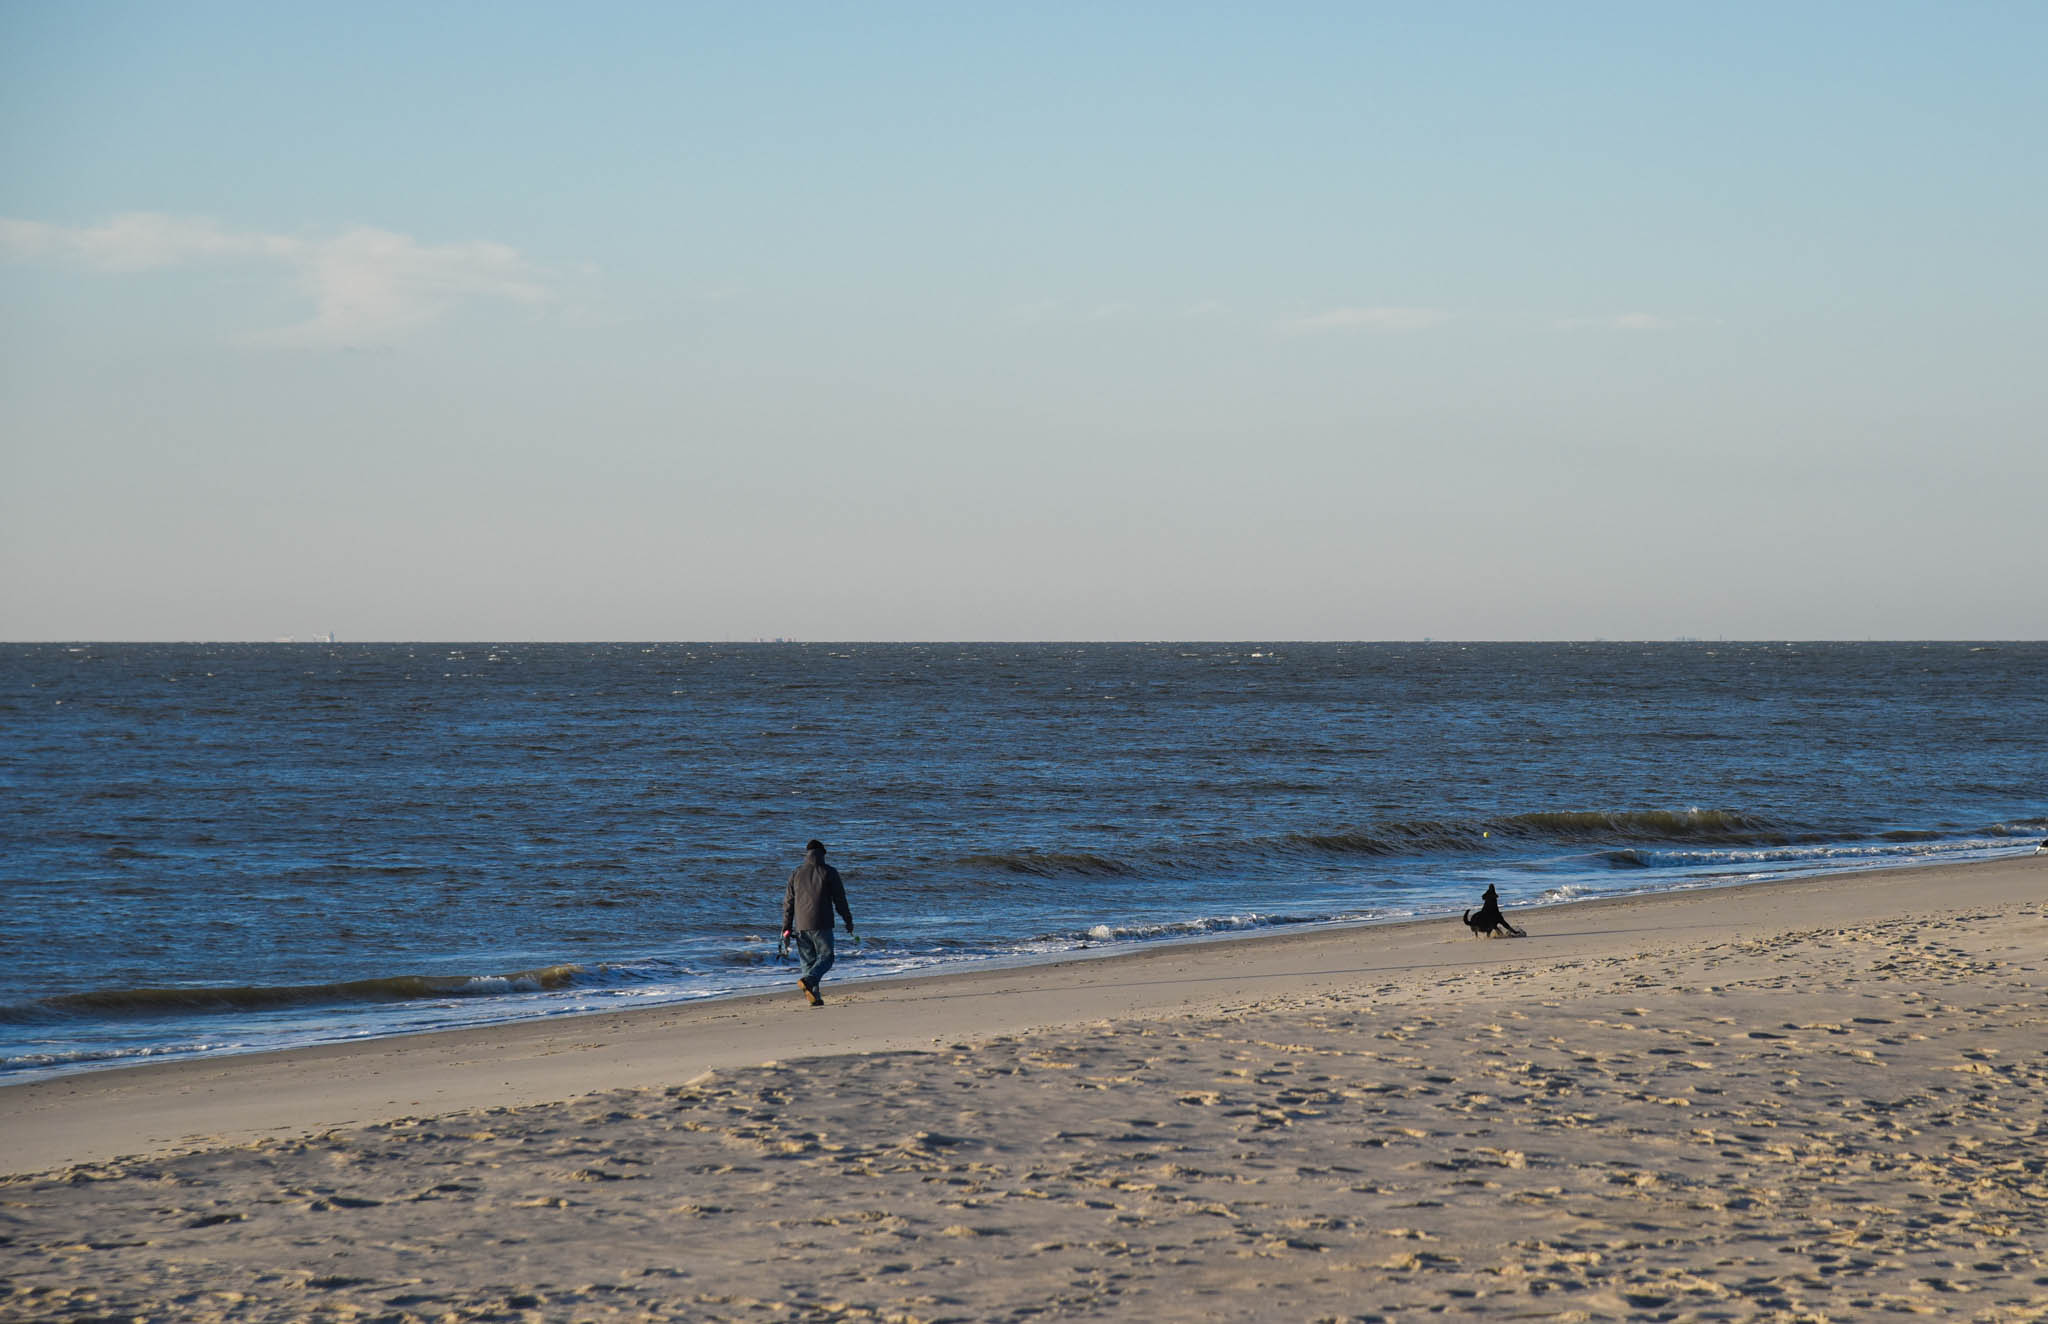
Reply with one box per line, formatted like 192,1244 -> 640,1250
782,930 -> 792,940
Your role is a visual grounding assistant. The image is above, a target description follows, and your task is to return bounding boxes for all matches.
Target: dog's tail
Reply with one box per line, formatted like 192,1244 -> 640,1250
1462,909 -> 1472,925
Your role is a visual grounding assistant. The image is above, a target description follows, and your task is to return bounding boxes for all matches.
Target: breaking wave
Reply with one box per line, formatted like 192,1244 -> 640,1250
954,808 -> 2026,880
1081,912 -> 1320,943
0,963 -> 589,1025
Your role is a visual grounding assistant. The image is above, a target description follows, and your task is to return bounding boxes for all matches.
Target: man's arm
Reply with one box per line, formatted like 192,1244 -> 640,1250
782,874 -> 797,934
830,869 -> 853,931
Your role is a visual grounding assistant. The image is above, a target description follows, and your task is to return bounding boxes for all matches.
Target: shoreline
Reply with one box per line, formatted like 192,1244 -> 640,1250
3,851 -> 2039,1177
5,842 -> 2028,1092
4,851 -> 2043,1321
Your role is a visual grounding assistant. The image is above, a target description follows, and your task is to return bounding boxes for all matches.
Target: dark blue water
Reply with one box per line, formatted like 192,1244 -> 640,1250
2,642 -> 2042,1079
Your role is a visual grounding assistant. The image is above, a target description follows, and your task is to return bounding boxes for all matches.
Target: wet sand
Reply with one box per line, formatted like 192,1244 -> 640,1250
4,853 -> 2045,1321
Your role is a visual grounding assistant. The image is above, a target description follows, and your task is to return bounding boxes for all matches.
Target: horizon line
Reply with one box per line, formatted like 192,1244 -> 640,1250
5,638 -> 2041,647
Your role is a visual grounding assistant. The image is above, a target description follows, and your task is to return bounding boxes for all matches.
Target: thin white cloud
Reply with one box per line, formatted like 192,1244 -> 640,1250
264,227 -> 547,346
1280,305 -> 1451,334
0,213 -> 550,344
0,213 -> 291,270
1555,312 -> 1678,331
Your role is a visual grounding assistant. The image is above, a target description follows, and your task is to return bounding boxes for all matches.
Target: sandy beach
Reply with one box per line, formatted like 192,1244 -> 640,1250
4,854 -> 2044,1321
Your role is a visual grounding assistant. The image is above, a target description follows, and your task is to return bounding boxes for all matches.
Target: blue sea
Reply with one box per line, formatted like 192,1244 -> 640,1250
2,641 -> 2042,1082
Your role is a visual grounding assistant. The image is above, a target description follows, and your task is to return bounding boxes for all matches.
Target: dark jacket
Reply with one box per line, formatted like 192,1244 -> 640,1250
783,849 -> 852,932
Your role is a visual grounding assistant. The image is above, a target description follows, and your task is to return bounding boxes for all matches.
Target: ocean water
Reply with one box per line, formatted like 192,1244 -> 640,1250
2,641 -> 2042,1081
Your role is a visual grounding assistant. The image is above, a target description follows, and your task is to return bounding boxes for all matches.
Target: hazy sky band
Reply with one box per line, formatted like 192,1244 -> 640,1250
3,3 -> 2042,639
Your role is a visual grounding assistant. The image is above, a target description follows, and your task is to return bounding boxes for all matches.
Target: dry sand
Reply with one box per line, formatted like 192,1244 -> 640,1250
3,854 -> 2045,1322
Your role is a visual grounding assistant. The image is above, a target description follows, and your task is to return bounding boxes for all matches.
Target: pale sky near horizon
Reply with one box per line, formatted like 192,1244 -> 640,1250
3,3 -> 2043,641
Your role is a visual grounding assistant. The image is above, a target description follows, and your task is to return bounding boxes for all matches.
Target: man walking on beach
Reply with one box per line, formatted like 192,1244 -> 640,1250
783,839 -> 854,1007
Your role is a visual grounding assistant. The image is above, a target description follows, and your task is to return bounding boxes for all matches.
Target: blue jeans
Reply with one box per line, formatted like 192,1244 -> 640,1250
794,930 -> 836,986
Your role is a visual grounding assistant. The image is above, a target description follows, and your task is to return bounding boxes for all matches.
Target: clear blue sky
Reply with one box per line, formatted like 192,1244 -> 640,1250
4,2 -> 2042,640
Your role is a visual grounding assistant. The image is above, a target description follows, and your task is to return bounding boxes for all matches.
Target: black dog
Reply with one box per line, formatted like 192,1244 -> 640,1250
1462,884 -> 1526,938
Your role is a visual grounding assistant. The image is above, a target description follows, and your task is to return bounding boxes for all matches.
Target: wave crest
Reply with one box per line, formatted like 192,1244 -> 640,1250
1289,808 -> 1799,856
959,850 -> 1138,878
2,963 -> 588,1025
